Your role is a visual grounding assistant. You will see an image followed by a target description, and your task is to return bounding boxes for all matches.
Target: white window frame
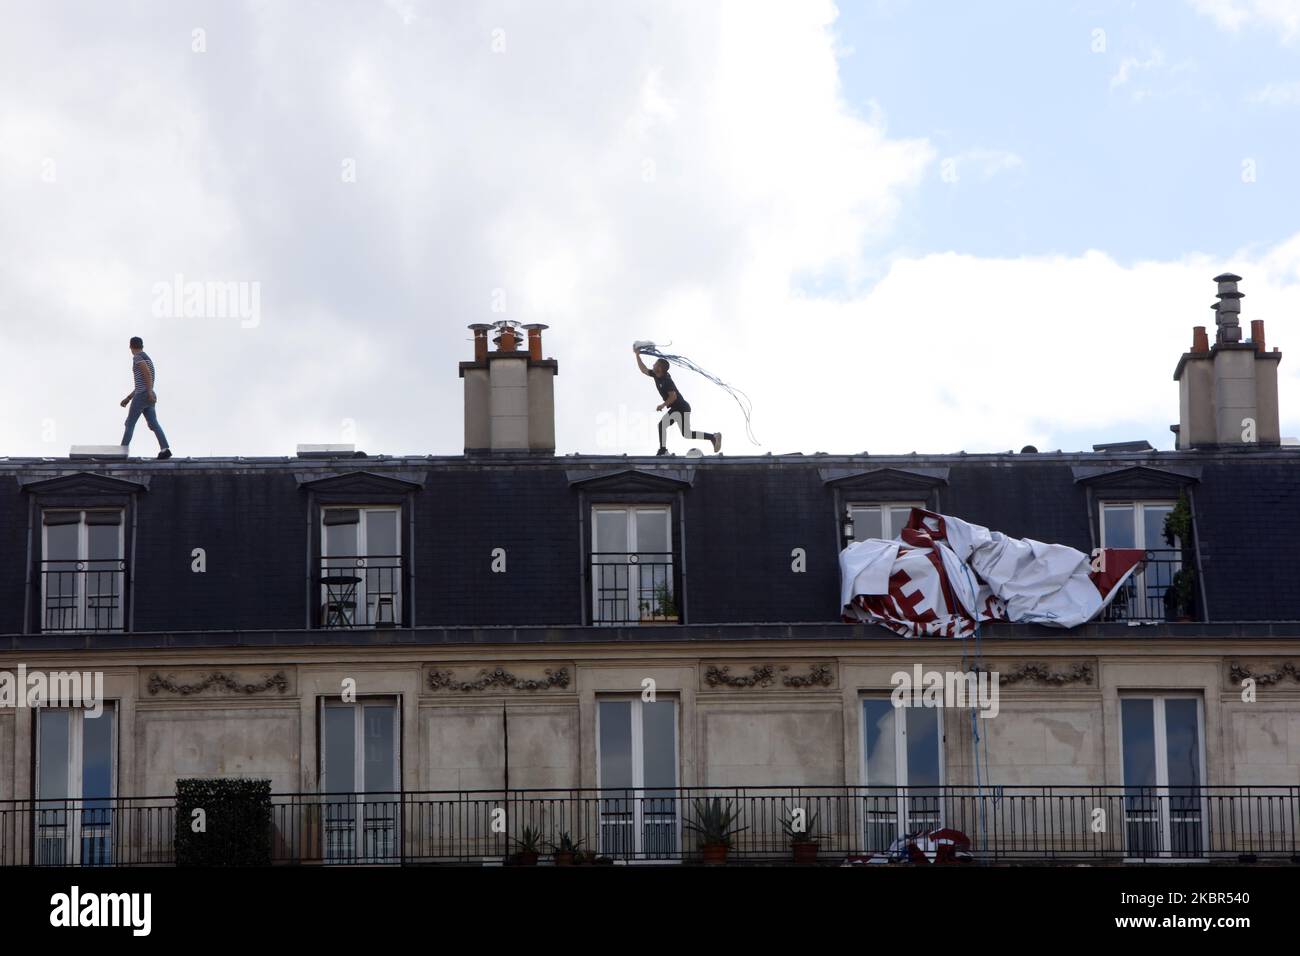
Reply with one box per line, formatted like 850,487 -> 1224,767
590,505 -> 675,625
34,704 -> 118,865
319,697 -> 401,862
595,695 -> 681,861
847,501 -> 925,543
1100,500 -> 1181,622
40,509 -> 125,633
1118,693 -> 1208,862
320,506 -> 402,627
1100,500 -> 1178,551
859,696 -> 945,847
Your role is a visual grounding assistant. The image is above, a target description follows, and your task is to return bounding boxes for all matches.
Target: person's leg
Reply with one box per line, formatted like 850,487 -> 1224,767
142,401 -> 169,451
657,409 -> 673,453
120,394 -> 144,447
679,411 -> 714,442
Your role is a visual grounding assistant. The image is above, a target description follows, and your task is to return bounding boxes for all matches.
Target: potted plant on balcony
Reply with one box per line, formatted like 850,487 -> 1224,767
1163,493 -> 1193,550
1162,494 -> 1197,621
781,808 -> 820,865
640,580 -> 678,623
684,797 -> 746,865
549,832 -> 584,866
1165,567 -> 1197,622
510,825 -> 544,866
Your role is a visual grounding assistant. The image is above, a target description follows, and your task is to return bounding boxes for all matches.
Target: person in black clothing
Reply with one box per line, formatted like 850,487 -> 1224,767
634,347 -> 722,455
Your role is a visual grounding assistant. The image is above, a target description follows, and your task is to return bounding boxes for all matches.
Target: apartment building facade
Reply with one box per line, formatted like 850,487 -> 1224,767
0,283 -> 1296,866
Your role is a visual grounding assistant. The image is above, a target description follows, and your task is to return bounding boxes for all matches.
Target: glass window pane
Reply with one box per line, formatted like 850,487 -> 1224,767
594,510 -> 628,557
641,700 -> 677,791
851,507 -> 883,543
598,700 -> 633,789
86,524 -> 121,562
888,507 -> 915,537
1103,505 -> 1136,548
1144,505 -> 1173,551
82,707 -> 114,801
325,523 -> 358,560
38,710 -> 71,799
362,704 -> 396,793
366,511 -> 399,558
1164,699 -> 1202,789
1121,698 -> 1156,788
45,523 -> 78,561
322,705 -> 356,792
905,707 -> 941,788
634,509 -> 670,555
862,700 -> 897,787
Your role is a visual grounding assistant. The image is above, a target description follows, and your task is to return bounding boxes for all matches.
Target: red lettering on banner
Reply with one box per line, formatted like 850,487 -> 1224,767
888,569 -> 938,624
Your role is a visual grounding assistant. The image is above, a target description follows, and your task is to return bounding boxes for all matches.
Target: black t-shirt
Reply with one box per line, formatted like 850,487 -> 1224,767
654,372 -> 690,412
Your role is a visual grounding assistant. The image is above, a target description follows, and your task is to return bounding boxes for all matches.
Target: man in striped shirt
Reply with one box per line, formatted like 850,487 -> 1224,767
119,336 -> 172,458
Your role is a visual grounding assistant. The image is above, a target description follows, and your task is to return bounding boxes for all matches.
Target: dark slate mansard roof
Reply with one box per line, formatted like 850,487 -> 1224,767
0,448 -> 1296,640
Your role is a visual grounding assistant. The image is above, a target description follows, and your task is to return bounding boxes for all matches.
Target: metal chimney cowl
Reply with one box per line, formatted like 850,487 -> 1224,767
1174,275 -> 1282,449
459,322 -> 559,455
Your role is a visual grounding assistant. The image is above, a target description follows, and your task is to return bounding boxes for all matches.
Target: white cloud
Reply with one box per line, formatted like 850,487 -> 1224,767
944,148 -> 1026,182
1246,80 -> 1300,105
1188,0 -> 1300,43
0,0 -> 1295,462
1110,49 -> 1166,89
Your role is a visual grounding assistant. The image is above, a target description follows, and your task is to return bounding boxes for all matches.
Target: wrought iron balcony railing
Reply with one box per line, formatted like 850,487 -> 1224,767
1101,549 -> 1194,623
40,559 -> 127,632
318,555 -> 403,628
2,786 -> 1296,866
590,552 -> 677,624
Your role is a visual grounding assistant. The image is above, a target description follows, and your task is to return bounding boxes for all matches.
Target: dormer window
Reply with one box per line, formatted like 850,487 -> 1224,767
568,467 -> 692,626
41,509 -> 125,633
298,470 -> 423,630
1073,464 -> 1202,624
1101,501 -> 1180,622
321,507 -> 402,628
591,505 -> 676,624
821,467 -> 948,549
846,502 -> 925,543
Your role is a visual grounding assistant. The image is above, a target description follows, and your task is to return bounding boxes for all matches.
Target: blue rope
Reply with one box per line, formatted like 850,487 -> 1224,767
960,562 -> 990,859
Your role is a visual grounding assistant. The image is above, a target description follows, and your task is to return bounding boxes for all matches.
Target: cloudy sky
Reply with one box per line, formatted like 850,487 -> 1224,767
2,0 -> 1298,458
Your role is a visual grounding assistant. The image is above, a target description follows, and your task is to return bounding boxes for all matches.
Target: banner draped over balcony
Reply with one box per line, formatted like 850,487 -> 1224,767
840,508 -> 1145,637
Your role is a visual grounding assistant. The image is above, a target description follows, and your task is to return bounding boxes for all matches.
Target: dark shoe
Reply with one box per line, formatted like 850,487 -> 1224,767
711,432 -> 722,454
656,447 -> 669,456
157,448 -> 172,460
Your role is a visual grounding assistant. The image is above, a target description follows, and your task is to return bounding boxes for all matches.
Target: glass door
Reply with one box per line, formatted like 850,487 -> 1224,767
597,697 -> 679,859
321,699 -> 399,862
861,699 -> 942,852
1121,696 -> 1206,859
591,507 -> 673,624
322,508 -> 401,627
36,706 -> 116,865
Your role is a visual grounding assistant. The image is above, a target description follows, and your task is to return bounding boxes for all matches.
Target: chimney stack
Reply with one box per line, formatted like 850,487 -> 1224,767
1174,274 -> 1282,449
460,320 -> 558,455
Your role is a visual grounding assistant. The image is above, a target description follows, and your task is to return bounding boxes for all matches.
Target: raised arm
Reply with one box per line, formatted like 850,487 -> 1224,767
634,347 -> 652,375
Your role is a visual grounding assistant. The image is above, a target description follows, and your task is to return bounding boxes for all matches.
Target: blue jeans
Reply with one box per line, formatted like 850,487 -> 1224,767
121,392 -> 169,450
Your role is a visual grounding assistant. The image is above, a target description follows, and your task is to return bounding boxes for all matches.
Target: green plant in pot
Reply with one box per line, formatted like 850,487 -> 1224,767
1163,494 -> 1193,550
1166,567 -> 1197,622
511,825 -> 544,866
781,807 -> 821,865
1162,495 -> 1197,621
684,797 -> 746,865
654,580 -> 677,619
548,831 -> 584,866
